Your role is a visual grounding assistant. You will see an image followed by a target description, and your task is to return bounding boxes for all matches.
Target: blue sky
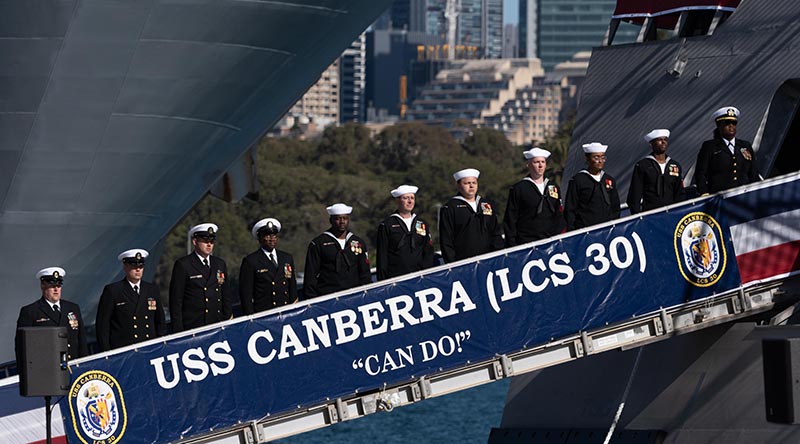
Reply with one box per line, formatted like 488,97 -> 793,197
504,0 -> 518,24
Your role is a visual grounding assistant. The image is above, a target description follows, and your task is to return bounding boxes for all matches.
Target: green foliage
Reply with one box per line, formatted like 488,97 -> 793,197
155,121 -> 574,297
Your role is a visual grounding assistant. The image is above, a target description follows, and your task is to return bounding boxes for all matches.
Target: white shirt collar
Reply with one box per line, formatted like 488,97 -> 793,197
580,169 -> 604,182
261,247 -> 276,257
195,252 -> 212,263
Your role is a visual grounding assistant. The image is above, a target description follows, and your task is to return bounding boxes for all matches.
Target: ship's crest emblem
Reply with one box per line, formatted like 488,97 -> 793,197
674,212 -> 726,287
69,370 -> 127,444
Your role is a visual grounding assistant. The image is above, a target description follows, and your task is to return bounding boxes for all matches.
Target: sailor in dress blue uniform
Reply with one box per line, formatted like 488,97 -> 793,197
239,218 -> 298,314
376,185 -> 434,280
96,249 -> 166,351
626,129 -> 684,214
16,267 -> 88,360
169,223 -> 233,332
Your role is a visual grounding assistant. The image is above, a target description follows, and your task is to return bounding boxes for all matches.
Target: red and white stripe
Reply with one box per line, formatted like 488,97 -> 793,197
731,209 -> 800,285
0,404 -> 66,444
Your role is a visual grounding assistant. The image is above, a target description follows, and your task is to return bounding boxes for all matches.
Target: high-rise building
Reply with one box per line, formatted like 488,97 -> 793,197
519,0 -> 637,70
376,0 -> 429,31
340,33 -> 367,123
424,0 -> 504,58
365,29 -> 446,120
288,60 -> 340,127
503,23 -> 519,58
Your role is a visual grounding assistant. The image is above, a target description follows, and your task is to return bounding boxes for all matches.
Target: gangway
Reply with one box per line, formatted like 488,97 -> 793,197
2,172 -> 800,444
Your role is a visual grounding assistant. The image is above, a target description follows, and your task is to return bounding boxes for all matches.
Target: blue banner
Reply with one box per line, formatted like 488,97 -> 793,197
61,196 -> 741,444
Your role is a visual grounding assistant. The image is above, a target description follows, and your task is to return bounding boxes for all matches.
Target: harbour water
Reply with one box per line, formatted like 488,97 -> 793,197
282,379 -> 511,444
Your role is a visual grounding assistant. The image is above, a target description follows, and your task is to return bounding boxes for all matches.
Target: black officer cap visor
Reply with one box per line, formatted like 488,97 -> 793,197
257,226 -> 280,237
193,233 -> 217,241
122,257 -> 146,266
40,276 -> 64,285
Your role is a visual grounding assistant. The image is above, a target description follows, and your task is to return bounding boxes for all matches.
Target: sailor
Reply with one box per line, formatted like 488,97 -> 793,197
439,168 -> 504,263
15,267 -> 88,360
376,185 -> 435,280
95,249 -> 166,351
239,218 -> 298,314
564,142 -> 621,230
169,223 -> 233,332
694,106 -> 761,195
503,147 -> 565,246
626,129 -> 685,214
303,203 -> 371,298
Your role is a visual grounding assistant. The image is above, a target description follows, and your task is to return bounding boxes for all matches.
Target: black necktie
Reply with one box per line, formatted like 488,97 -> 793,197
202,258 -> 209,268
53,304 -> 60,318
269,252 -> 277,266
133,285 -> 139,294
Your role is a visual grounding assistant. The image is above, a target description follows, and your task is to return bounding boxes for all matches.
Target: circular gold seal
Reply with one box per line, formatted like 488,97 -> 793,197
674,212 -> 727,287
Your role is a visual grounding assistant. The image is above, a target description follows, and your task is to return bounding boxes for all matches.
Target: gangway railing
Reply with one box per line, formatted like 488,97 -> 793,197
2,172 -> 800,444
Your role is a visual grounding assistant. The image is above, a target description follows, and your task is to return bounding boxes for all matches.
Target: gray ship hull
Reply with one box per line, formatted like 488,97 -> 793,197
0,0 -> 391,363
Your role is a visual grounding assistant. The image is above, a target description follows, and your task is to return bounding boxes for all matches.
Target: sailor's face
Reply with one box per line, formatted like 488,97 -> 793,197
650,137 -> 669,155
526,157 -> 547,178
193,237 -> 215,256
396,193 -> 415,213
124,263 -> 144,283
41,282 -> 62,303
457,177 -> 478,200
718,120 -> 737,140
260,233 -> 279,250
331,215 -> 350,232
586,153 -> 606,172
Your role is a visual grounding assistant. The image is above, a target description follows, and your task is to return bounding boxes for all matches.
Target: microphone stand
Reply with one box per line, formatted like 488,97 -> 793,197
45,395 -> 52,444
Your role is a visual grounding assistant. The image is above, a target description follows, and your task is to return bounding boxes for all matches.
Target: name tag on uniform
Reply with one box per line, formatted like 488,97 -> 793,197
116,302 -> 126,306
35,317 -> 49,323
256,268 -> 269,273
189,274 -> 203,279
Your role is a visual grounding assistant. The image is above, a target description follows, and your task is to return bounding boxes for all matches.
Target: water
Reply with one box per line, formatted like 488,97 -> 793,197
279,379 -> 511,444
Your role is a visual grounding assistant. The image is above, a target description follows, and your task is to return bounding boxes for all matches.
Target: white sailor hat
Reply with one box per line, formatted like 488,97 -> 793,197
453,168 -> 480,182
37,267 -> 66,283
251,218 -> 281,238
644,129 -> 670,143
390,185 -> 418,198
523,147 -> 551,159
712,106 -> 739,122
582,142 -> 608,154
118,249 -> 149,265
189,223 -> 218,239
326,203 -> 353,216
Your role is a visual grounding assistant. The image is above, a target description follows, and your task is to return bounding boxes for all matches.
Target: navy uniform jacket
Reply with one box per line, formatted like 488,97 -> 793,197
626,156 -> 684,214
304,232 -> 371,298
169,254 -> 232,332
694,137 -> 760,195
376,214 -> 434,280
503,178 -> 565,246
239,249 -> 298,315
565,171 -> 621,231
439,196 -> 504,263
16,298 -> 88,360
95,279 -> 166,351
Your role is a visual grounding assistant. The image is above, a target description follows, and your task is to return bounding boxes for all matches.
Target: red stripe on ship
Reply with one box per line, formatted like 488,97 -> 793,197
736,241 -> 800,284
